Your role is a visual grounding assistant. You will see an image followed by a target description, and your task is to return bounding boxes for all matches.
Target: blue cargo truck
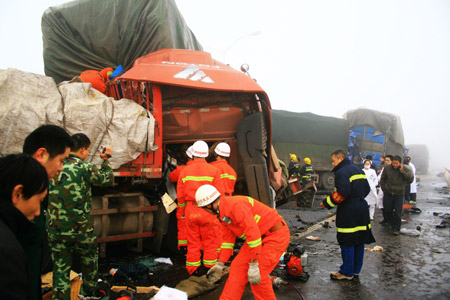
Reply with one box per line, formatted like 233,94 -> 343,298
345,108 -> 405,169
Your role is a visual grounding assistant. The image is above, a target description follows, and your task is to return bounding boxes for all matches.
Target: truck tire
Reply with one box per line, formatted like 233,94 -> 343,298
237,112 -> 273,207
321,172 -> 335,190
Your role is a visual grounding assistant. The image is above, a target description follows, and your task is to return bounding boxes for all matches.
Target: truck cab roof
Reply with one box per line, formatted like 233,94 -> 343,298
118,49 -> 266,94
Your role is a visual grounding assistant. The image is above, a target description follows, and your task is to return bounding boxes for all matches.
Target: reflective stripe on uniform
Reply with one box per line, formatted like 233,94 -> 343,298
182,176 -> 214,183
326,196 -> 336,208
178,202 -> 186,207
336,224 -> 371,233
221,242 -> 234,250
186,260 -> 201,267
239,233 -> 246,240
247,238 -> 262,248
349,174 -> 367,182
203,258 -> 217,266
247,197 -> 254,207
254,214 -> 261,223
220,174 -> 237,180
178,240 -> 187,245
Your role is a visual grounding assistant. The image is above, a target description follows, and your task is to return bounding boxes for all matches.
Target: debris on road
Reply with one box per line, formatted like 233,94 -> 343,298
175,275 -> 218,298
154,257 -> 173,265
306,236 -> 320,241
400,228 -> 421,236
151,285 -> 188,300
365,246 -> 384,252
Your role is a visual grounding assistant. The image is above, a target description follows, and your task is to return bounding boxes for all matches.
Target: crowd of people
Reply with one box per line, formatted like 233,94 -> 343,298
319,150 -> 416,281
0,125 -> 114,300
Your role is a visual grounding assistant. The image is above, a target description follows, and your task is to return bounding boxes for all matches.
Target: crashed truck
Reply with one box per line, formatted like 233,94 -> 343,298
344,108 -> 405,168
0,0 -> 280,257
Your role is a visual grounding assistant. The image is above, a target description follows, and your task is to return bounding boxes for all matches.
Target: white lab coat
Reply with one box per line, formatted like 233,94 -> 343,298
376,168 -> 384,209
363,167 -> 378,205
410,162 -> 417,193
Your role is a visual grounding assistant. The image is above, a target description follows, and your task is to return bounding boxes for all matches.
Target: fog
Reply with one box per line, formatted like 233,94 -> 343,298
1,0 -> 449,172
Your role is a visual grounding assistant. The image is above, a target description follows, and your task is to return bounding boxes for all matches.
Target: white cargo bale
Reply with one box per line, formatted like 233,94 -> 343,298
58,82 -> 157,169
0,68 -> 63,155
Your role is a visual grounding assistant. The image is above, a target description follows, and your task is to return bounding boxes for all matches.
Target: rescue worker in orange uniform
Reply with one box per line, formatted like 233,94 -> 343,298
170,146 -> 193,183
210,142 -> 237,196
195,185 -> 290,300
171,146 -> 193,253
177,141 -> 225,275
79,67 -> 113,93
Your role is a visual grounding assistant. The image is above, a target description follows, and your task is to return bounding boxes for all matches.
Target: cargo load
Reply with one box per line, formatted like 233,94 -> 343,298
0,68 -> 156,169
42,0 -> 202,83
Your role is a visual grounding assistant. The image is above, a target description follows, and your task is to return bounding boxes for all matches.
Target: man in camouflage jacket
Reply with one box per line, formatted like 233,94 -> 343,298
47,133 -> 113,300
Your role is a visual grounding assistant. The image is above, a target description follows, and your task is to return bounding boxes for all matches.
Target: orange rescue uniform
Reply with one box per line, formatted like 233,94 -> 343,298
177,159 -> 224,274
169,162 -> 192,249
217,196 -> 290,300
210,160 -> 237,196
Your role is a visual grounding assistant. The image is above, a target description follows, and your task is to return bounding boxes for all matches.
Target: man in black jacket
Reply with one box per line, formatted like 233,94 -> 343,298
380,155 -> 414,235
321,150 -> 375,280
0,154 -> 49,300
21,125 -> 73,300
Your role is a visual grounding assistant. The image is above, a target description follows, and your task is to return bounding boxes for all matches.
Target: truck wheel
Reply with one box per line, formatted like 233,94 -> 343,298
321,172 -> 335,190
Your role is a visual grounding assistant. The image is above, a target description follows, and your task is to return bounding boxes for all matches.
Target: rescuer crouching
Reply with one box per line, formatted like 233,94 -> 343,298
195,184 -> 290,300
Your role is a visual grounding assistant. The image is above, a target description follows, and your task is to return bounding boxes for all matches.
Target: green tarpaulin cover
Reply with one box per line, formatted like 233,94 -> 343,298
271,110 -> 349,146
42,0 -> 202,83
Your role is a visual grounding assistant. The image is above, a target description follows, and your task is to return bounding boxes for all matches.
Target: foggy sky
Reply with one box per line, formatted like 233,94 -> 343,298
1,0 -> 449,171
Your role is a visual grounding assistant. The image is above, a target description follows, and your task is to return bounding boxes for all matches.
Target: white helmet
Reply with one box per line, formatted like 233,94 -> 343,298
186,146 -> 193,159
196,184 -> 221,207
192,140 -> 209,158
214,142 -> 231,157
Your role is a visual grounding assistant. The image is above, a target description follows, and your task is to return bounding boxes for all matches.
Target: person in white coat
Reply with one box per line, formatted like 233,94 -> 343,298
406,156 -> 417,203
363,159 -> 378,220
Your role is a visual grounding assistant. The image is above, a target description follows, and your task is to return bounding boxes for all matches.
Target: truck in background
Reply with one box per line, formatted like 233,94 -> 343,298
271,110 -> 349,191
344,108 -> 405,169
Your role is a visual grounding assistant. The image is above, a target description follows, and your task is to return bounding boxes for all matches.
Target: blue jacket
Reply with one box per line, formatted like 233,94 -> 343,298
322,158 -> 375,246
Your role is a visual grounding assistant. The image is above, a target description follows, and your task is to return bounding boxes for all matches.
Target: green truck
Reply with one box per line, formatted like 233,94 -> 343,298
271,110 -> 349,191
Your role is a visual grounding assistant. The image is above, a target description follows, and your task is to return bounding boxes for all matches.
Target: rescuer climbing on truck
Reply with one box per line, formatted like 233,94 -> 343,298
79,67 -> 113,94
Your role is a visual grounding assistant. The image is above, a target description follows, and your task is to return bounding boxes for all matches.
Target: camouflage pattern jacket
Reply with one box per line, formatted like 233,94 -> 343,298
47,154 -> 114,236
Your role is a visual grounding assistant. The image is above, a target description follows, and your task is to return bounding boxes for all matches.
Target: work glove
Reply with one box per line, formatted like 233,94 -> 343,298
247,262 -> 261,285
207,261 -> 225,283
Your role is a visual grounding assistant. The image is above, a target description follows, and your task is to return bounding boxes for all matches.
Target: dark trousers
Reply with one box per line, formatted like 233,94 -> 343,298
339,244 -> 364,277
383,193 -> 403,231
404,184 -> 411,201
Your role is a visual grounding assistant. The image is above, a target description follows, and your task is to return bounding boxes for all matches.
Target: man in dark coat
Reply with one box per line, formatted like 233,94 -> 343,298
321,150 -> 375,280
0,154 -> 49,300
21,125 -> 73,300
380,155 -> 414,235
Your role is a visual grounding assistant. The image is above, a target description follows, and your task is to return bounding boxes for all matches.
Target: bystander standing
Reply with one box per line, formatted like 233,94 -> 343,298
47,133 -> 114,299
0,154 -> 49,300
380,156 -> 414,235
21,125 -> 73,300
